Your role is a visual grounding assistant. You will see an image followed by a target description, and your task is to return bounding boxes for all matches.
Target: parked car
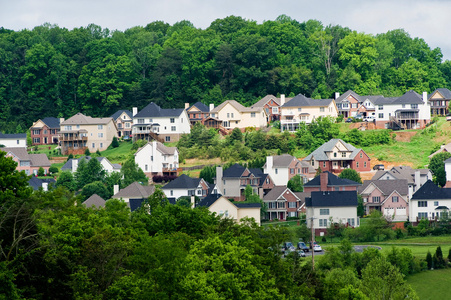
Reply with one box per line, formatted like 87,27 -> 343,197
345,118 -> 353,123
363,116 -> 375,122
297,242 -> 309,252
313,244 -> 323,252
297,250 -> 306,257
282,242 -> 296,253
373,164 -> 385,170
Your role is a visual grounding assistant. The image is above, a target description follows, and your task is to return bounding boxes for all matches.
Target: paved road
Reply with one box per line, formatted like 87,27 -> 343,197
353,245 -> 382,252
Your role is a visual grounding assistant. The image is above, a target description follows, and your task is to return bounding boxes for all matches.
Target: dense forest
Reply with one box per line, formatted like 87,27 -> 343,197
1,15 -> 451,132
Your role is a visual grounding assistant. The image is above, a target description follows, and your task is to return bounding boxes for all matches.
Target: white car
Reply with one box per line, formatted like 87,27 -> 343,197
363,116 -> 375,122
313,244 -> 322,252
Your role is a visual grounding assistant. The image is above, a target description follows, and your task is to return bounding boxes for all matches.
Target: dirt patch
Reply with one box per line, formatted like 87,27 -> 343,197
182,157 -> 222,167
393,131 -> 417,142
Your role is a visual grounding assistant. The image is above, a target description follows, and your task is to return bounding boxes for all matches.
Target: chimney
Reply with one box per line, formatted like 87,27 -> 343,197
216,166 -> 223,194
266,156 -> 273,173
185,103 -> 190,109
209,103 -> 214,112
191,195 -> 195,208
72,159 -> 78,173
320,172 -> 328,191
42,182 -> 48,192
414,170 -> 421,187
132,107 -> 138,116
114,184 -> 119,195
59,117 -> 65,124
335,92 -> 340,99
423,91 -> 427,104
280,94 -> 285,106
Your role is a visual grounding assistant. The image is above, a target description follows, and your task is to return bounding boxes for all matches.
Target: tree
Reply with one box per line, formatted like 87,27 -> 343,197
430,152 -> 451,186
287,174 -> 304,192
56,170 -> 76,191
426,251 -> 433,269
37,167 -> 45,177
120,157 -> 148,187
111,136 -> 119,148
75,157 -> 106,190
81,181 -> 111,201
338,169 -> 362,184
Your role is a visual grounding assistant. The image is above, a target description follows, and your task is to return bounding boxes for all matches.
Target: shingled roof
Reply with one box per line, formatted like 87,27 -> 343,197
373,90 -> 424,105
83,194 -> 106,208
61,113 -> 113,125
306,191 -> 358,207
252,95 -> 281,107
411,180 -> 451,200
305,171 -> 361,187
188,102 -> 209,112
41,117 -> 60,129
358,179 -> 408,196
162,174 -> 203,189
112,182 -> 155,199
429,88 -> 451,100
111,110 -> 132,120
134,102 -> 185,118
303,139 -> 363,161
282,94 -> 333,108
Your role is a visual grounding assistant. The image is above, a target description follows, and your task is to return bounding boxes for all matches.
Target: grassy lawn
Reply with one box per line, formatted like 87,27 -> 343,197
406,268 -> 451,299
100,141 -> 134,164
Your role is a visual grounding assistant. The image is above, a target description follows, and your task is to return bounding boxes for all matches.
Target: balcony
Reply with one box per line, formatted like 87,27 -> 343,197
59,134 -> 88,142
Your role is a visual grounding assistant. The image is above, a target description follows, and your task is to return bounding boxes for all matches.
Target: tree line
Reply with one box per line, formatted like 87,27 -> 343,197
1,15 -> 451,132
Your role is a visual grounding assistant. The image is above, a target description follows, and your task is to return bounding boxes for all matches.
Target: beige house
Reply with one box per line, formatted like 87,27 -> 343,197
59,113 -> 118,155
280,94 -> 338,132
197,194 -> 261,225
210,100 -> 268,129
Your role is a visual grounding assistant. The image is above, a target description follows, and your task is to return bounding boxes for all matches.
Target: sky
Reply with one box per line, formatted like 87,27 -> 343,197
2,0 -> 451,61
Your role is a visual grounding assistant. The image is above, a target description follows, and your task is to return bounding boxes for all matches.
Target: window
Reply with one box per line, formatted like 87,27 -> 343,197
411,104 -> 418,109
20,161 -> 30,167
33,138 -> 40,143
320,107 -> 325,112
347,218 -> 355,226
378,105 -> 383,110
98,133 -> 103,138
251,112 -> 256,117
356,162 -> 359,168
275,168 -> 278,174
334,153 -> 337,157
298,108 -> 302,112
418,201 -> 428,207
170,118 -> 175,123
272,107 -> 279,114
372,196 -> 380,203
278,202 -> 285,208
165,136 -> 170,142
64,126 -> 72,131
364,161 -> 367,168
100,143 -> 103,148
145,164 -> 148,171
342,152 -> 346,158
320,209 -> 329,215
137,118 -> 144,124
378,113 -> 384,118
434,201 -> 439,206
33,130 -> 40,135
231,113 -> 234,118
288,202 -> 297,208
98,125 -> 103,130
319,219 -> 328,227
125,123 -> 130,128
288,212 -> 297,217
418,212 -> 428,219
351,103 -> 357,108
311,159 -> 315,166
360,152 -> 363,158
171,126 -> 176,131
225,210 -> 229,217
92,143 -> 95,148
392,196 -> 399,203
323,161 -> 326,168
268,202 -> 277,209
197,189 -> 202,195
170,190 -> 173,196
290,168 -> 294,174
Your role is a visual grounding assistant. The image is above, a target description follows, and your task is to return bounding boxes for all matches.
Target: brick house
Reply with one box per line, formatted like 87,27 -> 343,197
252,94 -> 282,122
302,139 -> 371,173
1,147 -> 51,175
304,171 -> 361,193
30,117 -> 60,145
263,186 -> 304,221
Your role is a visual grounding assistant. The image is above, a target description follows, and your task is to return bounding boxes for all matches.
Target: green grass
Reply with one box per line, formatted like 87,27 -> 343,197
100,141 -> 134,164
406,268 -> 451,299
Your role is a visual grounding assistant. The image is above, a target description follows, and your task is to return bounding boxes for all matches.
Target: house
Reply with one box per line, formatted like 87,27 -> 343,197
134,141 -> 179,178
358,179 -> 409,221
28,177 -> 56,191
373,90 -> 431,130
82,194 -> 106,208
111,110 -> 133,138
59,113 -> 118,155
197,194 -> 261,225
263,186 -> 303,221
162,174 -> 211,199
30,117 -> 60,145
132,102 -> 190,143
215,164 -> 274,201
428,88 -> 451,116
372,166 -> 432,199
252,94 -> 282,121
303,171 -> 361,193
306,191 -> 359,235
263,154 -> 310,186
409,180 -> 451,223
280,94 -> 338,132
1,147 -> 51,175
186,102 -> 212,126
334,90 -> 381,118
112,182 -> 155,212
429,142 -> 451,159
61,156 -> 121,174
209,100 -> 269,130
0,133 -> 26,148
302,139 -> 371,173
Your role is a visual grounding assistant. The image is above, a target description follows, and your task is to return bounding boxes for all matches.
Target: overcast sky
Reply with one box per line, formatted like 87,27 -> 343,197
2,0 -> 450,61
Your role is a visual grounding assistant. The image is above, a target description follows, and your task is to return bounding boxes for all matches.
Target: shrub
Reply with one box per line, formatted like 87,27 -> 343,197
37,167 -> 45,177
112,136 -> 119,148
49,166 -> 59,174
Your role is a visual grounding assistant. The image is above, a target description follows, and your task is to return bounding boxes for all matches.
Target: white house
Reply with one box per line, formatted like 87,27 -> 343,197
162,174 -> 210,199
410,180 -> 451,223
373,90 -> 431,130
263,154 -> 304,186
0,133 -> 27,147
134,141 -> 179,178
305,191 -> 359,235
61,156 -> 121,174
132,102 -> 190,143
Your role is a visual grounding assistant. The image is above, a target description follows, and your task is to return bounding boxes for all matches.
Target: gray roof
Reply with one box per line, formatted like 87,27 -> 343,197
30,153 -> 51,167
134,102 -> 185,118
335,90 -> 362,104
83,194 -> 106,208
372,166 -> 429,184
252,95 -> 281,107
1,147 -> 50,167
412,180 -> 451,200
61,113 -> 113,125
210,100 -> 264,113
282,94 -> 333,108
197,193 -> 222,207
263,186 -> 292,201
429,88 -> 451,100
264,154 -> 301,168
28,177 -> 56,190
358,179 -> 408,196
303,139 -> 362,161
61,156 -> 112,171
1,147 -> 29,160
41,117 -> 60,129
111,110 -> 132,120
305,171 -> 361,187
0,133 -> 27,139
373,90 -> 424,106
306,191 -> 358,207
188,102 -> 209,112
112,182 -> 155,199
162,174 -> 202,189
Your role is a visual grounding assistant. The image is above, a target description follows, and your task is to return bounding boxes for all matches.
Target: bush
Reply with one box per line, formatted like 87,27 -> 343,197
37,167 -> 45,177
112,136 -> 119,148
49,166 -> 59,175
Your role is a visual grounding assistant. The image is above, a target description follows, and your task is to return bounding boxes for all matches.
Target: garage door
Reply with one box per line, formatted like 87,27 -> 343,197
397,207 -> 406,216
384,207 -> 394,217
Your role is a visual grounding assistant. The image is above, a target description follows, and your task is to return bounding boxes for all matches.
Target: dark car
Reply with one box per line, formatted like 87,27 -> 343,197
282,242 -> 296,254
345,118 -> 353,123
297,242 -> 309,252
373,164 -> 384,170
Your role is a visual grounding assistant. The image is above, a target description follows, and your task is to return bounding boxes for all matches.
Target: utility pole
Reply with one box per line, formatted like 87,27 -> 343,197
310,216 -> 315,270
